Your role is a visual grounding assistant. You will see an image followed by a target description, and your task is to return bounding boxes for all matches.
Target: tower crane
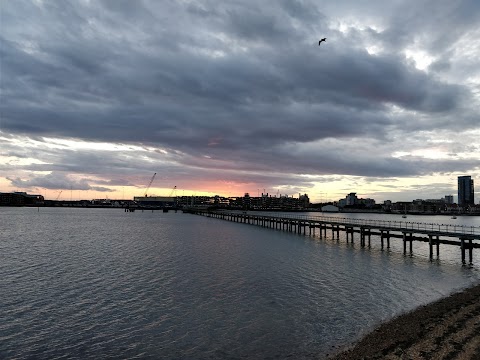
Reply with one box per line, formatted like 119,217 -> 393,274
144,173 -> 157,197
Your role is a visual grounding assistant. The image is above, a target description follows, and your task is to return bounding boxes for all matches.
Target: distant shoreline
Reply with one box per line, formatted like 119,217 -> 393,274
330,282 -> 480,359
2,205 -> 480,216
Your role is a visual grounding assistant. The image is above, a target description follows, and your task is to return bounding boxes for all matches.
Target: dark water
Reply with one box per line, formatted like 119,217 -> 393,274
1,208 -> 479,359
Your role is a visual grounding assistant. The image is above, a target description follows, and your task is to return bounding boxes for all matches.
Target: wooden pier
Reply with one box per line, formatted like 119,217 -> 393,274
185,210 -> 480,265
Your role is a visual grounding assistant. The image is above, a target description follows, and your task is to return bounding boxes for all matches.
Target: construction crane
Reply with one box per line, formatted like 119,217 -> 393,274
144,172 -> 157,197
168,186 -> 177,197
55,190 -> 63,200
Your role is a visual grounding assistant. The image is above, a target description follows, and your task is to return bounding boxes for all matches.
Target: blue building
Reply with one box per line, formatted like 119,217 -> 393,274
458,176 -> 474,207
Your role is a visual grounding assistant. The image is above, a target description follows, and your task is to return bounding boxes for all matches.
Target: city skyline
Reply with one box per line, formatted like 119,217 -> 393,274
1,1 -> 479,203
3,179 -> 477,206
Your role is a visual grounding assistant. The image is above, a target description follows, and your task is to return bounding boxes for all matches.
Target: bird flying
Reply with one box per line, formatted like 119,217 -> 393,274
318,38 -> 326,45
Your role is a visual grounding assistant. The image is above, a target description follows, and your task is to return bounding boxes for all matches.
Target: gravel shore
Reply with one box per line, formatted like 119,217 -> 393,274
330,283 -> 480,359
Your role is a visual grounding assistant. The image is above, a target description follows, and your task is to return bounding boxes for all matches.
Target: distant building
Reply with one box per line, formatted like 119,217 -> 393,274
0,192 -> 25,206
458,176 -> 474,207
346,193 -> 357,206
337,193 -> 375,209
392,201 -> 411,213
414,199 -> 445,213
382,200 -> 392,212
177,193 -> 310,210
243,193 -> 251,209
358,198 -> 376,207
298,193 -> 310,208
0,192 -> 44,206
444,195 -> 454,204
134,196 -> 177,207
424,199 -> 445,204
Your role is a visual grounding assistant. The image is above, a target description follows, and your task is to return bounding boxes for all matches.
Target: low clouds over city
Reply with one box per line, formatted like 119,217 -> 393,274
1,0 -> 479,201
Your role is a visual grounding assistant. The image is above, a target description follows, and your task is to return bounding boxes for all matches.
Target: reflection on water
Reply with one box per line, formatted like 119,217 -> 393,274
1,208 -> 479,359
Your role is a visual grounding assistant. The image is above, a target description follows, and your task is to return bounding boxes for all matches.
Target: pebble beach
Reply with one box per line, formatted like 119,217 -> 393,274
331,283 -> 480,359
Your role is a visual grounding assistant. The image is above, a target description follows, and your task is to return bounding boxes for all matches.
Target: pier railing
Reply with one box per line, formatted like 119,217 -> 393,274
228,212 -> 480,237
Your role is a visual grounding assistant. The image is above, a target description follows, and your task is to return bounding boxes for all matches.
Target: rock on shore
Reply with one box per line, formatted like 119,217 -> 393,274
331,283 -> 480,359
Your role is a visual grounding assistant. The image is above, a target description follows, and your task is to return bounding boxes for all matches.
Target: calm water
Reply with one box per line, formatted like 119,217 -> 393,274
1,208 -> 479,359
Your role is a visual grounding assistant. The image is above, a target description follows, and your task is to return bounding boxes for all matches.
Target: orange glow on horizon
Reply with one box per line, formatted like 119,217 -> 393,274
0,178 -> 261,201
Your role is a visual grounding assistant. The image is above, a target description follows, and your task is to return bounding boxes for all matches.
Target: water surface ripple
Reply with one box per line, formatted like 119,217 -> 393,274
1,208 -> 479,359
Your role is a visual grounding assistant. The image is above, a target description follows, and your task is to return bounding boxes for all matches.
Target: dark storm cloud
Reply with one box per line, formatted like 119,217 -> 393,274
3,134 -> 478,195
383,0 -> 480,55
1,34 -> 467,144
7,173 -> 113,192
1,0 -> 479,192
279,0 -> 324,22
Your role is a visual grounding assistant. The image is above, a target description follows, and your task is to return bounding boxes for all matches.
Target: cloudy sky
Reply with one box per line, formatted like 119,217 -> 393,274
1,0 -> 479,203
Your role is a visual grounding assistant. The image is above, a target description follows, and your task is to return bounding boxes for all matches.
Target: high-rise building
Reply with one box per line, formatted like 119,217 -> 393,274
458,176 -> 474,206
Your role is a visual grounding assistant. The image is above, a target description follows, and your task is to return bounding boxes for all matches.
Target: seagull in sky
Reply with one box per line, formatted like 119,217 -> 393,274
318,38 -> 326,45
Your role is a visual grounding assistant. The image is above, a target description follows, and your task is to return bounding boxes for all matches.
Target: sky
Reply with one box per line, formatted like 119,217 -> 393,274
1,0 -> 479,203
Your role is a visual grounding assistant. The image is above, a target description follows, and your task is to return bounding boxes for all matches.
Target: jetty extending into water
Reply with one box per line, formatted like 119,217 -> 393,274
184,210 -> 480,265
